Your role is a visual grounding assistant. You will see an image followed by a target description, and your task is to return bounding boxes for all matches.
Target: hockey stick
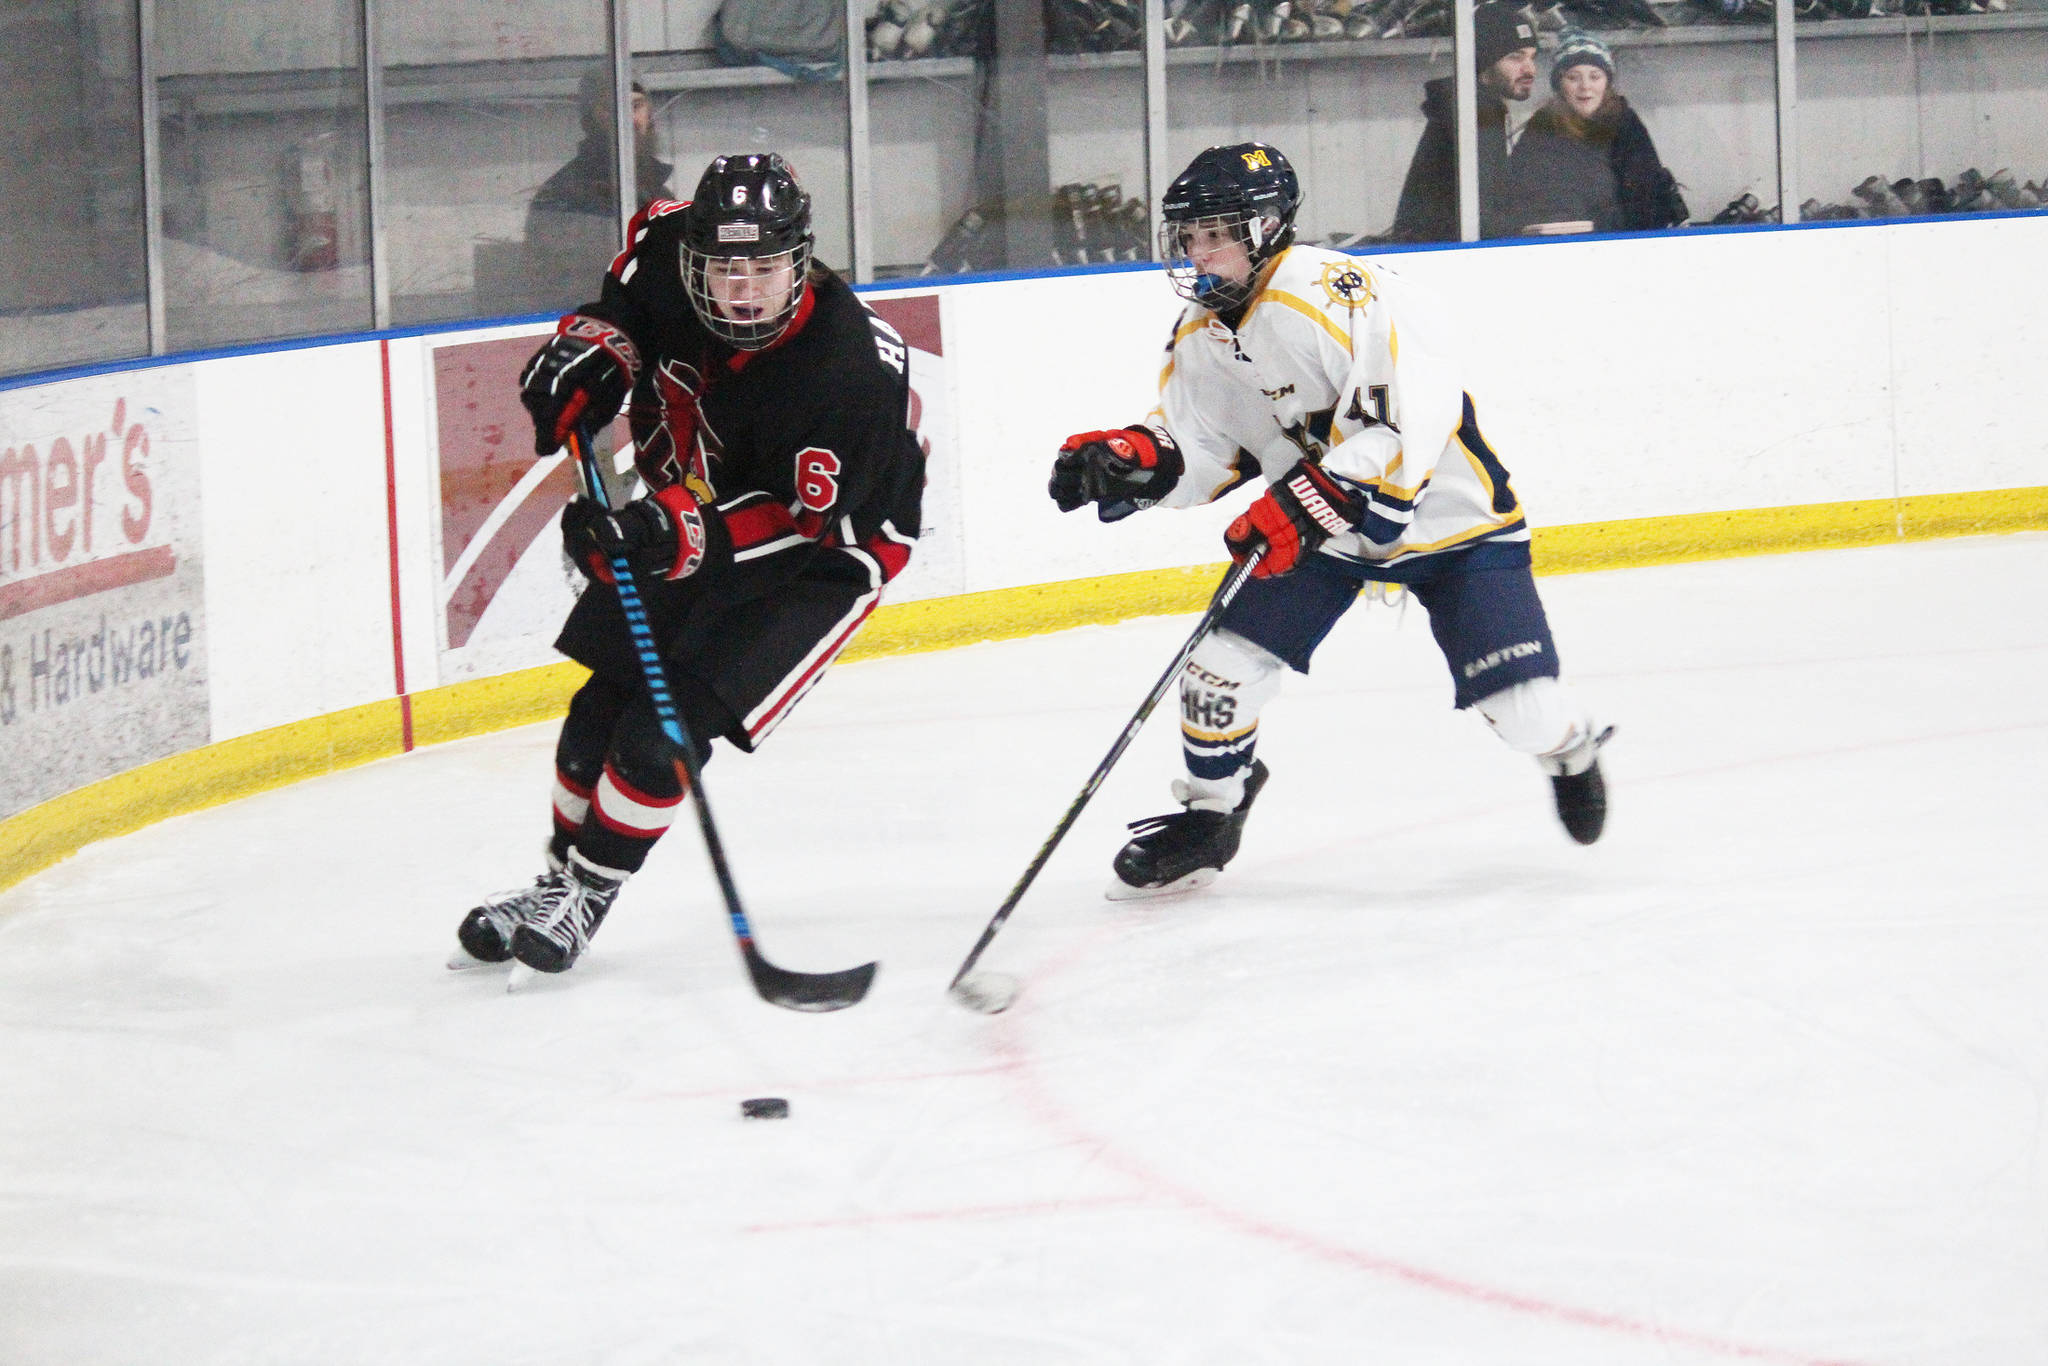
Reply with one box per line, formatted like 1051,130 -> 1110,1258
948,551 -> 1262,1014
568,426 -> 878,1012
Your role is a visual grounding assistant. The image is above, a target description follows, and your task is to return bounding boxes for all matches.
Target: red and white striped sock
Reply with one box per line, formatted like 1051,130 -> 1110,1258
574,760 -> 687,875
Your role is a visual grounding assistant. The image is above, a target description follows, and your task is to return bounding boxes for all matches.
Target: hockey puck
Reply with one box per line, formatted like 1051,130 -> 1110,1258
740,1097 -> 790,1121
949,970 -> 1021,1015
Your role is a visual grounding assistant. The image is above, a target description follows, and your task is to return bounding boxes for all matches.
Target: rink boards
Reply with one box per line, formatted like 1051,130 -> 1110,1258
3,215 -> 2047,884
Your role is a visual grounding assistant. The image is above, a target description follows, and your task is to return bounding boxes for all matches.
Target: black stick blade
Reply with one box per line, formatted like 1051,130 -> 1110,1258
744,945 -> 879,1013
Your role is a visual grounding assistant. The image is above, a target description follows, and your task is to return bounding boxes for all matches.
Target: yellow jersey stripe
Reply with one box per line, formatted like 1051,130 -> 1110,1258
1361,471 -> 1426,502
1182,721 -> 1260,744
1158,315 -> 1212,391
1247,290 -> 1354,355
1378,515 -> 1530,559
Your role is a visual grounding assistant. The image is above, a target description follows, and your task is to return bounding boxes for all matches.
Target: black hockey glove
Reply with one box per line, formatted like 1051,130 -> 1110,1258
562,485 -> 723,584
1050,426 -> 1183,523
1224,458 -> 1364,578
519,314 -> 643,456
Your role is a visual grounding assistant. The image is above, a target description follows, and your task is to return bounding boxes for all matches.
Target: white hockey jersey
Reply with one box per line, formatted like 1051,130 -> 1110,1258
1148,244 -> 1528,576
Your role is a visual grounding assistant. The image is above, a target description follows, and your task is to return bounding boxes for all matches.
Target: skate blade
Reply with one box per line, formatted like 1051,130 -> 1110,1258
447,949 -> 511,971
1103,868 -> 1217,902
506,963 -> 539,993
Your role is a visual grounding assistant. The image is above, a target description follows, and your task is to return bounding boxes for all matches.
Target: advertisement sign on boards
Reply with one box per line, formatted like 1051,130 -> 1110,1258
426,293 -> 958,682
0,371 -> 208,817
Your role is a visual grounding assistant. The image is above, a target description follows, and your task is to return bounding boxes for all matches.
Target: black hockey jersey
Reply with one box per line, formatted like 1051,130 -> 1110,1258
577,198 -> 924,593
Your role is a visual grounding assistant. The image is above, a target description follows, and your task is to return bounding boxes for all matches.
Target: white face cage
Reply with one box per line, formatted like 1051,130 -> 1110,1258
1156,210 -> 1275,312
682,242 -> 813,350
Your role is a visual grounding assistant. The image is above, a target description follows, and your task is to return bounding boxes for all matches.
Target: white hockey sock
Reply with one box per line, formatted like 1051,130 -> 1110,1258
1179,629 -> 1286,811
1472,675 -> 1603,776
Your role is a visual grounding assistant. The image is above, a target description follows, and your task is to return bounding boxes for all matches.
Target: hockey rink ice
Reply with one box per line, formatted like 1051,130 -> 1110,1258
3,532 -> 2045,1366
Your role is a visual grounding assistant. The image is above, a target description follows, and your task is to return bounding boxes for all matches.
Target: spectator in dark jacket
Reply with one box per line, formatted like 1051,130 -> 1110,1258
1504,32 -> 1688,235
1391,2 -> 1540,242
526,70 -> 675,286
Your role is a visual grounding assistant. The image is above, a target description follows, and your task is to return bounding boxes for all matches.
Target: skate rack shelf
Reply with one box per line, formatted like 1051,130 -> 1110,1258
152,4 -> 2048,120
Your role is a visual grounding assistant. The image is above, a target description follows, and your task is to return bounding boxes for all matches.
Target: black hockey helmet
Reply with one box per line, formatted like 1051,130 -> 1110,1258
1157,143 -> 1301,312
680,152 -> 815,350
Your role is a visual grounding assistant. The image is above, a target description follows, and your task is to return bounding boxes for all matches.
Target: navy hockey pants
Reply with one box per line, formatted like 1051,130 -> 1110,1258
1218,541 -> 1561,709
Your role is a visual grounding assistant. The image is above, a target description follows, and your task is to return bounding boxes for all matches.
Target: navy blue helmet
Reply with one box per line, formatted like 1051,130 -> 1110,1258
681,153 -> 815,350
1157,143 -> 1301,312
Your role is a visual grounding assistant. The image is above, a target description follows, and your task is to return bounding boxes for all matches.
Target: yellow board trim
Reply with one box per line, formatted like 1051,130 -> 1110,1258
5,485 -> 2045,895
1529,487 -> 2048,576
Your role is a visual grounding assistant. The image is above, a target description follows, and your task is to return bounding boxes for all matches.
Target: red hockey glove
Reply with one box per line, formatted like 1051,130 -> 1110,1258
1224,459 -> 1365,578
519,314 -> 642,456
1049,426 -> 1183,523
561,485 -> 723,584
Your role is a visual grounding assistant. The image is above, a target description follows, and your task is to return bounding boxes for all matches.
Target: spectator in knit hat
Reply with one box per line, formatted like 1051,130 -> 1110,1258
1391,1 -> 1540,242
1503,32 -> 1689,235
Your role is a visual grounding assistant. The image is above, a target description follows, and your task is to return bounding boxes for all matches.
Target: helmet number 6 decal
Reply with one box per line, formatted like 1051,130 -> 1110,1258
796,447 -> 842,513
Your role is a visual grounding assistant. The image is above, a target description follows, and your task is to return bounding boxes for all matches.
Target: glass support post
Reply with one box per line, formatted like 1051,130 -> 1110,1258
362,0 -> 391,328
1453,6 -> 1479,242
138,0 -> 166,354
611,0 -> 634,246
1144,0 -> 1167,253
1775,0 -> 1799,224
846,0 -> 873,284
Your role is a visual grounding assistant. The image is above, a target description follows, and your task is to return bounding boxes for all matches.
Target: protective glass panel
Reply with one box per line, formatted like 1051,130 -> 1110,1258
154,0 -> 372,350
381,2 -> 620,325
1797,19 -> 2048,224
640,8 -> 851,283
1047,48 -> 1152,271
866,44 -> 983,278
868,3 -> 1148,278
1605,34 -> 1779,233
0,0 -> 148,378
1166,28 -> 1452,249
1464,4 -> 1545,243
1492,28 -> 1769,238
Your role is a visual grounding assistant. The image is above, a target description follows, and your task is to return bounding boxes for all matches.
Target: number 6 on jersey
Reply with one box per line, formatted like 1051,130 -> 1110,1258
796,446 -> 841,512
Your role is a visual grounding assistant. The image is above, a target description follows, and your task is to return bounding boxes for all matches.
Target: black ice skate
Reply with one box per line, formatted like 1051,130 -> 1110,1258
451,855 -> 564,968
1544,725 -> 1615,846
1107,760 -> 1270,901
510,853 -> 624,976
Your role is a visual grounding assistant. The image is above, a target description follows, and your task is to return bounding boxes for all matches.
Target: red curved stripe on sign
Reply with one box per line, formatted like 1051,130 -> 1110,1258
0,545 -> 175,623
445,460 -> 578,650
434,335 -> 546,574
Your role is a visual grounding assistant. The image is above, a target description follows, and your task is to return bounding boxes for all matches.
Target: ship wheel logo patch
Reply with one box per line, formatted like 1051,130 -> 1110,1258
1318,262 -> 1375,310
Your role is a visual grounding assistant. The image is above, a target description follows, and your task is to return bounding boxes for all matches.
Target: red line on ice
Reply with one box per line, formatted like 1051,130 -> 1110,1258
639,1063 -> 1014,1103
744,1195 -> 1150,1235
989,933 -> 1871,1366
